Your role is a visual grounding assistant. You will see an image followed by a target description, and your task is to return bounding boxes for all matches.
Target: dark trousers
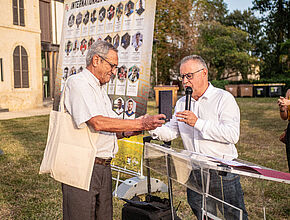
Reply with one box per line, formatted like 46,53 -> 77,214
187,170 -> 248,220
62,163 -> 113,220
286,122 -> 290,172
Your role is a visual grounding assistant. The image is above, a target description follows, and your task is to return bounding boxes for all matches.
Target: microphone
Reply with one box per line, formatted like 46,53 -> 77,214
185,87 -> 193,111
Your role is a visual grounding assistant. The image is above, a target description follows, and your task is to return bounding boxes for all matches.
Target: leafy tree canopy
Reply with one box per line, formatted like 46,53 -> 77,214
197,21 -> 257,80
152,0 -> 289,85
252,0 -> 290,77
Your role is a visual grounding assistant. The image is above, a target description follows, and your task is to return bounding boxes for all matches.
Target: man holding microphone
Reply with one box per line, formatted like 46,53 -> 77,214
149,55 -> 248,219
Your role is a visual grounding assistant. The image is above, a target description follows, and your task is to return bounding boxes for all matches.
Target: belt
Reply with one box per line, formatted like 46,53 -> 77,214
95,157 -> 112,166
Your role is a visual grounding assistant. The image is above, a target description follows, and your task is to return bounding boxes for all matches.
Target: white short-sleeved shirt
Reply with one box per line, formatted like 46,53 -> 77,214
150,83 -> 240,160
64,68 -> 118,158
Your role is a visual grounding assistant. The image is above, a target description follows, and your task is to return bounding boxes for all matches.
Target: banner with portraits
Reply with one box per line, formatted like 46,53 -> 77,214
54,0 -> 157,121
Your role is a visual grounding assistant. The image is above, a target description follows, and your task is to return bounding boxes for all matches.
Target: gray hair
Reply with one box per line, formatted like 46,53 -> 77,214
180,55 -> 208,70
86,40 -> 118,66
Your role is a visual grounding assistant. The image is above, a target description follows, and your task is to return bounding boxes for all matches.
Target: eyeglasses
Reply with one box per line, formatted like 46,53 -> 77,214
99,55 -> 118,73
178,68 -> 204,81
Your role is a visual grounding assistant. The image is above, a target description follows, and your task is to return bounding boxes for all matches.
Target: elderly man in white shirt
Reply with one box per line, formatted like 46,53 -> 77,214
149,55 -> 248,220
62,40 -> 166,220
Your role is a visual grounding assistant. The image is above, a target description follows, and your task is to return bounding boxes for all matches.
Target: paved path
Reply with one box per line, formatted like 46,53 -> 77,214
0,106 -> 52,120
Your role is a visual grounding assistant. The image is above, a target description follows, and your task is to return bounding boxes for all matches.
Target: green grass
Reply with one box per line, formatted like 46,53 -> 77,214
0,98 -> 289,219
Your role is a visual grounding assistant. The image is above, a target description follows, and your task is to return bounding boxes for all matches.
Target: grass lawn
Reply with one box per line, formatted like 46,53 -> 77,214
0,97 -> 289,219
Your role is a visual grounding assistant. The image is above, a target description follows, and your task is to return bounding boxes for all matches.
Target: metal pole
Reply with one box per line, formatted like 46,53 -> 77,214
164,141 -> 175,219
166,152 -> 175,219
143,136 -> 153,195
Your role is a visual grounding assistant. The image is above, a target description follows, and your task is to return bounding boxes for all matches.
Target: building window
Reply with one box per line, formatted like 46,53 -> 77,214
13,0 -> 25,26
13,46 -> 29,88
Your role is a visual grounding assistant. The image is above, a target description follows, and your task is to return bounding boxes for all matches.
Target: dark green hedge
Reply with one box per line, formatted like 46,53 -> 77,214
211,80 -> 230,89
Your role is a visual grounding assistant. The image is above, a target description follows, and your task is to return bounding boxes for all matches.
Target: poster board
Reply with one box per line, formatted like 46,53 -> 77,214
112,135 -> 144,173
54,0 -> 157,119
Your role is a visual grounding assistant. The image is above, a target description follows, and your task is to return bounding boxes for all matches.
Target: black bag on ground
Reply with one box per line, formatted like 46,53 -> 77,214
121,195 -> 181,220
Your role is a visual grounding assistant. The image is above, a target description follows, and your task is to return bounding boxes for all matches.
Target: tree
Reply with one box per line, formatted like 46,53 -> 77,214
252,0 -> 290,78
152,0 -> 261,84
196,21 -> 257,80
152,0 -> 229,85
222,9 -> 263,57
280,39 -> 290,74
193,0 -> 228,23
152,0 -> 195,85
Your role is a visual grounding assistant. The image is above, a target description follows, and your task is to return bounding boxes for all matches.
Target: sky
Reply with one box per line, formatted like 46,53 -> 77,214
224,0 -> 253,12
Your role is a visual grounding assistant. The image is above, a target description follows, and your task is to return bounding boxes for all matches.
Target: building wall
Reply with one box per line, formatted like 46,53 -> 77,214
0,0 -> 42,111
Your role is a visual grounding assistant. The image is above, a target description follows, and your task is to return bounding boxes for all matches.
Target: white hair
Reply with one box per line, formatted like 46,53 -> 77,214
180,55 -> 208,70
86,40 -> 118,67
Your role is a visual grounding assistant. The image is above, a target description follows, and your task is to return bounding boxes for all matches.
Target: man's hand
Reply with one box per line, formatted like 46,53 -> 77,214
176,110 -> 198,127
140,114 -> 166,130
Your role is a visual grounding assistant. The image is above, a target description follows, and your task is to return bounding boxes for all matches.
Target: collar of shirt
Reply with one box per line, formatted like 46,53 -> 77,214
192,82 -> 214,103
82,68 -> 107,91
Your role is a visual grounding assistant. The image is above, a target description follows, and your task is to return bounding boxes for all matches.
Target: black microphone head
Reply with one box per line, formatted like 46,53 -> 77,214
185,87 -> 193,95
185,87 -> 192,111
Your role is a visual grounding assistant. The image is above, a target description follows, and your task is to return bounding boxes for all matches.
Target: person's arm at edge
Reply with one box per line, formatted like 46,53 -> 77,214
278,89 -> 290,120
279,103 -> 288,120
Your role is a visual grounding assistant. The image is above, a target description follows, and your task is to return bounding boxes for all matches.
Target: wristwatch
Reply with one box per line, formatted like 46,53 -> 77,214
122,132 -> 130,138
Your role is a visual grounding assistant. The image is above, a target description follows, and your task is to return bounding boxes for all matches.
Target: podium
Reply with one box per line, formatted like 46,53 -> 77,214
144,142 -> 290,219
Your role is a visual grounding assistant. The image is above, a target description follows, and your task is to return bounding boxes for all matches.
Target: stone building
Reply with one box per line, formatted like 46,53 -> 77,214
0,0 -> 63,111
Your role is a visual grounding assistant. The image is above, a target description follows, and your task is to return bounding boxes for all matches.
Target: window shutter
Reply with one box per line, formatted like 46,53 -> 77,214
21,46 -> 29,88
13,46 -> 29,88
39,0 -> 51,42
19,0 -> 25,26
13,0 -> 18,25
13,46 -> 21,88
